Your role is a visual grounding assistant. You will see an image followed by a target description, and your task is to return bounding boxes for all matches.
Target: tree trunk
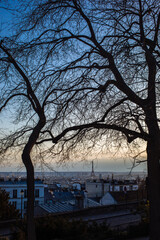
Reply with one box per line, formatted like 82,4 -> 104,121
21,117 -> 46,240
22,152 -> 36,240
146,121 -> 160,240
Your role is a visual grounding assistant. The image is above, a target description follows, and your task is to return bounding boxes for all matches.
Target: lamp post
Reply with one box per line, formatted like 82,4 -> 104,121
20,190 -> 24,219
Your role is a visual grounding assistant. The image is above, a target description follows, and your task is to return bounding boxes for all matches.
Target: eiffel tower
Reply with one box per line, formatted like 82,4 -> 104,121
91,160 -> 95,178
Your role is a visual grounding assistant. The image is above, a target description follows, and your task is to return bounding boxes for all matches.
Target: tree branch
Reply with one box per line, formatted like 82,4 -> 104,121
0,44 -> 42,115
0,93 -> 27,112
37,121 -> 149,145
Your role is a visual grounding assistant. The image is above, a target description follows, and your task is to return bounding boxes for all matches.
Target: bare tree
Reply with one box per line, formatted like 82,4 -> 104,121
0,41 -> 46,239
0,0 -> 160,239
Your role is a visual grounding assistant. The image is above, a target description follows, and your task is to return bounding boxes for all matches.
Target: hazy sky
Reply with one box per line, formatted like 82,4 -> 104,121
0,156 -> 147,173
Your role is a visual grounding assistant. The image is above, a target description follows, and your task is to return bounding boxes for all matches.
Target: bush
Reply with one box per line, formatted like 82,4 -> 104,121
35,217 -> 112,240
0,189 -> 20,220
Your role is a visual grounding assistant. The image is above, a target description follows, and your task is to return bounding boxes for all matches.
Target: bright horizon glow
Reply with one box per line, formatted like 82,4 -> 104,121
0,157 -> 147,173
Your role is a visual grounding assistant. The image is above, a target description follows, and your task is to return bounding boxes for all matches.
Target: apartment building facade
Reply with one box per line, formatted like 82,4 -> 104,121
0,178 -> 45,216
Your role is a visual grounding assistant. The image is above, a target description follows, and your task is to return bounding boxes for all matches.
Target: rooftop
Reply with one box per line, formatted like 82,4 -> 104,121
0,178 -> 44,185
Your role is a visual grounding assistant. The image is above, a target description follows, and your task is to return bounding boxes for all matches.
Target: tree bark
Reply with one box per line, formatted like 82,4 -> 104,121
147,135 -> 160,240
22,117 -> 46,240
146,108 -> 160,240
22,153 -> 36,240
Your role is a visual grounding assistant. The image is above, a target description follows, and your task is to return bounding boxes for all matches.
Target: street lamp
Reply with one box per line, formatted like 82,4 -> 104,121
20,190 -> 24,219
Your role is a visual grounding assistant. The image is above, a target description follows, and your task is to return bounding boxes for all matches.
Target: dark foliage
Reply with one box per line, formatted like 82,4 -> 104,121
0,189 -> 20,220
35,217 -> 112,240
33,216 -> 148,240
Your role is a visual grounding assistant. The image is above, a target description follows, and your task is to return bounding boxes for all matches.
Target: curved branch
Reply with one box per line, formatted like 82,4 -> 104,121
153,12 -> 160,50
100,97 -> 128,122
37,121 -> 149,145
0,44 -> 42,115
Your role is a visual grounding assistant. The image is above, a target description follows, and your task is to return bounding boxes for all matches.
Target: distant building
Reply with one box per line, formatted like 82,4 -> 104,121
85,178 -> 139,205
100,192 -> 117,205
0,178 -> 45,217
72,182 -> 81,191
109,180 -> 138,192
85,180 -> 110,198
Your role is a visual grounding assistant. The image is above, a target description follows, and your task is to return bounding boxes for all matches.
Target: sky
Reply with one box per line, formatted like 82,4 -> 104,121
0,161 -> 147,173
0,1 -> 17,36
0,2 -> 148,174
0,153 -> 147,173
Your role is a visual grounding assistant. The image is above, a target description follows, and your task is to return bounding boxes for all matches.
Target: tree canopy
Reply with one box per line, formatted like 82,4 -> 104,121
1,0 -> 159,162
